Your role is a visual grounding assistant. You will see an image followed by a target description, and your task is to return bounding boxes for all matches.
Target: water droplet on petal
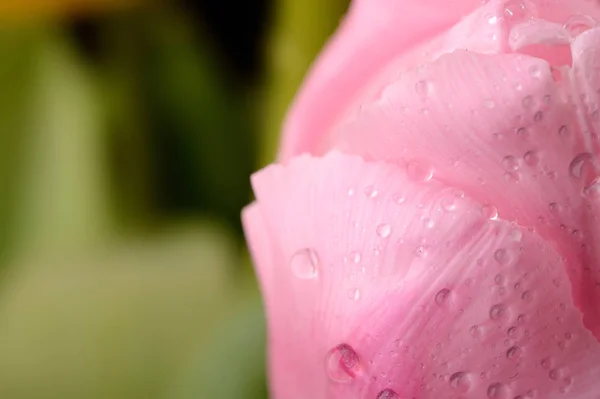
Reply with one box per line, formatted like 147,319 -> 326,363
348,251 -> 361,263
502,155 -> 519,172
348,288 -> 361,301
569,153 -> 594,180
407,161 -> 434,182
494,248 -> 510,265
470,325 -> 482,338
583,178 -> 600,199
449,372 -> 472,393
522,95 -> 533,109
528,65 -> 542,79
290,248 -> 319,279
524,150 -> 539,166
564,14 -> 599,36
377,223 -> 392,238
365,185 -> 379,198
415,80 -> 431,97
376,389 -> 399,399
506,346 -> 523,361
487,382 -> 510,399
521,290 -> 533,302
435,288 -> 451,306
490,304 -> 507,321
326,344 -> 361,383
482,204 -> 499,220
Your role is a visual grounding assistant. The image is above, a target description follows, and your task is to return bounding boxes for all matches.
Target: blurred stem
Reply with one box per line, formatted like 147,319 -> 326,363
259,0 -> 349,167
12,28 -> 112,256
101,14 -> 154,227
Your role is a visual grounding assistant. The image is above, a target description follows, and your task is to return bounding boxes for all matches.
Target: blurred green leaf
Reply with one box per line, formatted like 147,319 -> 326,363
10,27 -> 112,255
98,8 -> 255,232
260,0 -> 349,166
0,222 -> 239,399
0,29 -> 43,261
166,284 -> 267,399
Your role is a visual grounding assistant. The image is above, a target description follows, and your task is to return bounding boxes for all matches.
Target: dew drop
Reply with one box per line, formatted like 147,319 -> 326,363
423,217 -> 435,229
365,185 -> 379,198
522,95 -> 533,109
376,389 -> 399,399
528,65 -> 542,79
325,343 -> 361,383
348,251 -> 361,264
534,110 -> 543,122
494,274 -> 505,285
435,288 -> 451,306
521,290 -> 533,302
569,153 -> 594,179
482,204 -> 499,220
494,248 -> 510,265
549,368 -> 562,381
415,80 -> 431,97
470,325 -> 482,338
583,178 -> 600,199
487,382 -> 510,399
449,371 -> 472,393
558,125 -> 570,138
490,304 -> 507,321
502,155 -> 519,172
290,248 -> 319,279
377,223 -> 392,238
524,150 -> 539,166
415,245 -> 428,257
348,288 -> 361,301
407,161 -> 434,182
506,346 -> 523,361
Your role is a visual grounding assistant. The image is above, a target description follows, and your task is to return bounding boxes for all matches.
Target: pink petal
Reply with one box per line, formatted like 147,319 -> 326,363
280,0 -> 600,161
336,31 -> 600,338
244,151 -> 600,399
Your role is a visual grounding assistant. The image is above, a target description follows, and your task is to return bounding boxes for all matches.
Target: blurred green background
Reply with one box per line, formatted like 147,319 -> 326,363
0,0 -> 349,398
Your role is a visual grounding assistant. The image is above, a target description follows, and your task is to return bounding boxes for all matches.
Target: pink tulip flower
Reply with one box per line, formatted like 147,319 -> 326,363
243,0 -> 600,398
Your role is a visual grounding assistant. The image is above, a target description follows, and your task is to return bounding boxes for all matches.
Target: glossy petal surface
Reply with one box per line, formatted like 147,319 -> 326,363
244,152 -> 600,399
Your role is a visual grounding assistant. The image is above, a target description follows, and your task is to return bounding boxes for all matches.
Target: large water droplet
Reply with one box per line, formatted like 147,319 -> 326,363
569,153 -> 594,180
376,389 -> 399,399
494,248 -> 510,265
487,382 -> 510,399
524,150 -> 539,167
502,156 -> 519,172
290,248 -> 319,279
490,304 -> 507,321
482,204 -> 499,220
407,161 -> 434,182
449,371 -> 472,393
583,178 -> 600,199
377,223 -> 392,238
435,288 -> 451,306
564,14 -> 599,36
325,343 -> 361,383
506,346 -> 523,362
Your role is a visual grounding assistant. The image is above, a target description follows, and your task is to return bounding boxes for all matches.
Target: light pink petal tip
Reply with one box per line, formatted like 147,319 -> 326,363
244,151 -> 600,399
280,0 -> 600,161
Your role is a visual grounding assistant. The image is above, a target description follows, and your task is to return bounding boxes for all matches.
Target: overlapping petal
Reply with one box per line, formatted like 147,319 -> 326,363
280,0 -> 600,161
244,151 -> 600,399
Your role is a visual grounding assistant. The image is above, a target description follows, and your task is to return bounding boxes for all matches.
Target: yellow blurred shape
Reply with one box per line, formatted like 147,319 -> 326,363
0,0 -> 138,21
